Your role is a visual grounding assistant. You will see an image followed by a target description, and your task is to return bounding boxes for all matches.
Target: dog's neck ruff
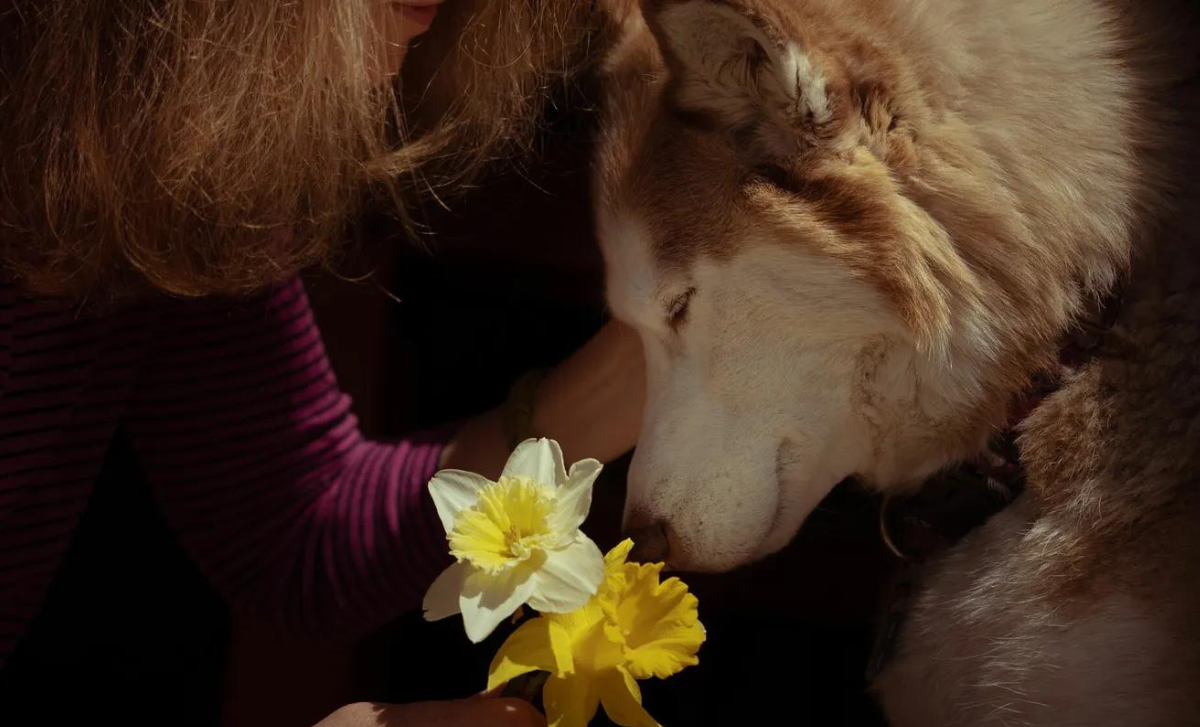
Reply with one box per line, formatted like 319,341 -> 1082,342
867,291 -> 1121,681
880,290 -> 1122,562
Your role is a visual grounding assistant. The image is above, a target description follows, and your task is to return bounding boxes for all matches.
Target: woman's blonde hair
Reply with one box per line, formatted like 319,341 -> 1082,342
0,0 -> 601,299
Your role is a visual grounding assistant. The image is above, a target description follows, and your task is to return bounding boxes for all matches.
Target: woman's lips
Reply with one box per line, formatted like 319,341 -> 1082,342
397,3 -> 438,29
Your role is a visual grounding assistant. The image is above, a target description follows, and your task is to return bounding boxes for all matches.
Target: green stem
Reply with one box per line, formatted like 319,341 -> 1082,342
500,670 -> 550,704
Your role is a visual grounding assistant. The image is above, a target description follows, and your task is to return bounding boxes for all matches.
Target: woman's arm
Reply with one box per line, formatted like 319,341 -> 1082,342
126,278 -> 642,637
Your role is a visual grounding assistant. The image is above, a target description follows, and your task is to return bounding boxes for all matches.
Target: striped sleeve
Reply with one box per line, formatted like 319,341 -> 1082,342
125,278 -> 454,638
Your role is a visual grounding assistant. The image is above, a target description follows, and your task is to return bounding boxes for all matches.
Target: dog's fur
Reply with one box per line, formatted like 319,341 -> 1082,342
593,0 -> 1200,723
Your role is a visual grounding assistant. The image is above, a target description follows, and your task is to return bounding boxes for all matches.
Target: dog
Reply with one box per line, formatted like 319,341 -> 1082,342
592,0 -> 1200,723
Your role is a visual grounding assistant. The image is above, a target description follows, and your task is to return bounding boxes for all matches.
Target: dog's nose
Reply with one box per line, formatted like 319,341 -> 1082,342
624,520 -> 670,564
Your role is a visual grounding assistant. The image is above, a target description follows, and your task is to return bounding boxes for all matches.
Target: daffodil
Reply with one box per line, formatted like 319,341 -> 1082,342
423,438 -> 606,643
487,539 -> 706,727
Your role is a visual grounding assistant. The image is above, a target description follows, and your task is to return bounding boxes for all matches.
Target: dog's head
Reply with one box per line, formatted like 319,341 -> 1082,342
595,0 -> 1135,571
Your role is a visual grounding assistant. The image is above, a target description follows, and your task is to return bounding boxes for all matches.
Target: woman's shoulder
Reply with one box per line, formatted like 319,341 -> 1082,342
0,272 -> 165,386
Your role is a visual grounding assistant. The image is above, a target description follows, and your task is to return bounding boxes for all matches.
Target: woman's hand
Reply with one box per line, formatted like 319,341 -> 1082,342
440,320 -> 645,477
314,699 -> 545,727
531,319 -> 644,466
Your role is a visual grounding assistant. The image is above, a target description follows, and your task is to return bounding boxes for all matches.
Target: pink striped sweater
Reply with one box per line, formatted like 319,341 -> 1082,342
0,276 -> 452,667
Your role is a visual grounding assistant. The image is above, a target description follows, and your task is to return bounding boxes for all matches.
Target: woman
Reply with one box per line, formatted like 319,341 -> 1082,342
0,1 -> 641,724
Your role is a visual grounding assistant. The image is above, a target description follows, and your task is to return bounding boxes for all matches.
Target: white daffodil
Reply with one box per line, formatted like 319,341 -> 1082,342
423,438 -> 606,643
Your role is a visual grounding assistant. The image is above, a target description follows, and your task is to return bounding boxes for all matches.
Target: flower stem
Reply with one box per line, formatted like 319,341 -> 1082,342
500,670 -> 550,705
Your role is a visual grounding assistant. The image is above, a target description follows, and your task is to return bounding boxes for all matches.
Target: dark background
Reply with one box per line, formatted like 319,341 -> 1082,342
0,83 -> 892,727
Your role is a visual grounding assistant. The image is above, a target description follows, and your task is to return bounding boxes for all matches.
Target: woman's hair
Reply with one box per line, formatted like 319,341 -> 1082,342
0,0 -> 601,300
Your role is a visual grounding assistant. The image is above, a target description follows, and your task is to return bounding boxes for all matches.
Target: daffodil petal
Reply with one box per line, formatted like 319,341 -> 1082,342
422,562 -> 467,622
605,539 -> 635,569
502,438 -> 567,487
527,534 -> 605,613
460,565 -> 538,643
599,668 -> 660,727
546,619 -> 578,675
428,469 -> 491,533
550,458 -> 602,534
487,617 -> 559,692
545,600 -> 608,641
544,674 -> 601,727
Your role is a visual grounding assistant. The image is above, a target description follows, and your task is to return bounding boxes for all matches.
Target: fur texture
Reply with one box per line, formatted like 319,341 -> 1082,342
594,0 -> 1200,722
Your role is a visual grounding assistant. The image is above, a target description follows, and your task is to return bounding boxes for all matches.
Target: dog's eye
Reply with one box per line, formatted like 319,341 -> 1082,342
667,287 -> 696,328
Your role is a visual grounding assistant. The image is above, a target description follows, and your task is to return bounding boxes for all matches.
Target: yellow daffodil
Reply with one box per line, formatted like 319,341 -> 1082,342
424,438 -> 606,643
486,539 -> 706,727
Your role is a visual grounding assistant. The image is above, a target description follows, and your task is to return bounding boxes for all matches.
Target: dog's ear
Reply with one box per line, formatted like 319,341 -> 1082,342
644,0 -> 835,161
